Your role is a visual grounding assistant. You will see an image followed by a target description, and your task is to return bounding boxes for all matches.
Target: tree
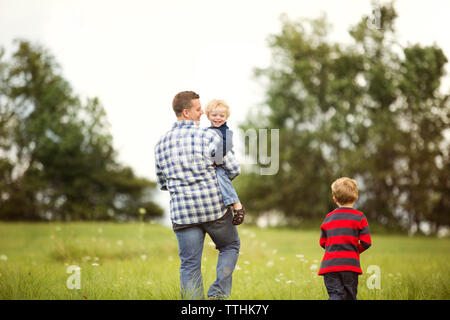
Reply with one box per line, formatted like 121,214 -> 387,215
0,40 -> 163,221
238,3 -> 450,233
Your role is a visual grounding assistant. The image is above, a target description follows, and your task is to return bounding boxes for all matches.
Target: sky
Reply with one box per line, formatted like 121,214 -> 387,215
1,0 -> 449,218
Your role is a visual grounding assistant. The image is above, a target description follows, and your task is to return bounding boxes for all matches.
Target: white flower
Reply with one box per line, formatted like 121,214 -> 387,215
116,240 -> 123,246
97,228 -> 103,234
296,254 -> 304,258
310,264 -> 318,271
266,260 -> 274,267
0,255 -> 8,261
140,254 -> 147,261
92,263 -> 99,267
244,260 -> 250,265
235,265 -> 241,271
286,280 -> 294,284
274,278 -> 281,282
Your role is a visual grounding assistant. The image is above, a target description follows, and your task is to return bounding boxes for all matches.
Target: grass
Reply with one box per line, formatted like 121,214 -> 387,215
0,222 -> 449,300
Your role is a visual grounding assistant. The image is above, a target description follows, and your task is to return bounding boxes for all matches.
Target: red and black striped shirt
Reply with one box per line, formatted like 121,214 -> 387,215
318,207 -> 372,275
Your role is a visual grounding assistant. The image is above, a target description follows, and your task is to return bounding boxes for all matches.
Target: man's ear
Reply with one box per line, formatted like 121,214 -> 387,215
181,108 -> 190,120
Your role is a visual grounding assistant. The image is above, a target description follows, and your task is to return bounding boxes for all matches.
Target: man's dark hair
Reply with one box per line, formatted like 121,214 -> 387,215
172,91 -> 200,117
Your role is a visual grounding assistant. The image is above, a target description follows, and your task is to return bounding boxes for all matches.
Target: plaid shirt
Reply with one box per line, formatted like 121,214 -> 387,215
154,120 -> 240,225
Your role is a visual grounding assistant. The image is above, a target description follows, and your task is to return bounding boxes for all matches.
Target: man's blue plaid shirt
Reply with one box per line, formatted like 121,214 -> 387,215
154,120 -> 240,225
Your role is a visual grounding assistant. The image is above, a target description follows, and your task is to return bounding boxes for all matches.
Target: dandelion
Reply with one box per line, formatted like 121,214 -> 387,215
310,264 -> 318,271
266,260 -> 274,267
244,260 -> 250,265
235,265 -> 241,271
274,278 -> 281,282
140,254 -> 147,261
92,263 -> 99,267
286,280 -> 294,284
0,255 -> 8,261
97,228 -> 103,234
116,240 -> 123,246
296,254 -> 304,258
146,281 -> 152,285
279,257 -> 286,261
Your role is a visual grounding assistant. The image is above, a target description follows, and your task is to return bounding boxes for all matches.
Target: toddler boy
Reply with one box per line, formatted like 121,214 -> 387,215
318,177 -> 372,300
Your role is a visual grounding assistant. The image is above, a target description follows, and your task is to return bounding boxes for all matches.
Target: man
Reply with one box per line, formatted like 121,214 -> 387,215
154,91 -> 241,299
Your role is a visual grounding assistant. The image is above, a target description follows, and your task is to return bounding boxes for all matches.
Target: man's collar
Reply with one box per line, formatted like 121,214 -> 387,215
173,120 -> 196,128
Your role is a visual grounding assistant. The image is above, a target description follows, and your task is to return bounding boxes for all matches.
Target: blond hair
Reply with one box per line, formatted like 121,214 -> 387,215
331,177 -> 358,205
204,99 -> 231,118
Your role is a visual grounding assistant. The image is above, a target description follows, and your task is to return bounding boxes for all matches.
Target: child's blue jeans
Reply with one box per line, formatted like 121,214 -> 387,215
216,166 -> 240,206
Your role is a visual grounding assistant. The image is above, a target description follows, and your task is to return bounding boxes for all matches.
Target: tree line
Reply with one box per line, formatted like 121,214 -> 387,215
236,3 -> 450,234
0,40 -> 163,221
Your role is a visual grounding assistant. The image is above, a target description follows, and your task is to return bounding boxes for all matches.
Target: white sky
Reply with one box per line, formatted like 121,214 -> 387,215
1,0 -> 449,217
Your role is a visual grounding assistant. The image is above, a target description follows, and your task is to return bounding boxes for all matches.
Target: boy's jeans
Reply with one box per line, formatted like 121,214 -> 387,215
174,210 -> 240,299
324,271 -> 359,300
216,166 -> 240,206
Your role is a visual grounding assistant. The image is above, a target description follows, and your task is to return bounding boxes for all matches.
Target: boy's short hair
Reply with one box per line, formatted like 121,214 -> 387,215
331,177 -> 358,204
172,91 -> 200,117
205,99 -> 231,118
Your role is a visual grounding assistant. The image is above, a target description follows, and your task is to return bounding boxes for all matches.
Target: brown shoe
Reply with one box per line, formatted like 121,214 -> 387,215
232,206 -> 245,225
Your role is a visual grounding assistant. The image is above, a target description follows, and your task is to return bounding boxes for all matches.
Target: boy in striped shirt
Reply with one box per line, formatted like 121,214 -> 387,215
318,177 -> 372,300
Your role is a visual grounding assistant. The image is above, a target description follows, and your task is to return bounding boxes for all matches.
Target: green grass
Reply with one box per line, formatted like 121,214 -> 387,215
0,222 -> 449,300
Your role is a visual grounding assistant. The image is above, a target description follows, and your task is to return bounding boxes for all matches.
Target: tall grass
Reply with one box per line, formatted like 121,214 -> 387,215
0,222 -> 448,299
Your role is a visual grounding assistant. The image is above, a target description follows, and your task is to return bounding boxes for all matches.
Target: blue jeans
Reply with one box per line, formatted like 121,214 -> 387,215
324,271 -> 359,300
216,166 -> 240,206
174,210 -> 240,299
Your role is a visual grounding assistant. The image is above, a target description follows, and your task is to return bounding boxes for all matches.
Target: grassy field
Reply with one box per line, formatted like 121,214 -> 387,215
0,222 -> 449,300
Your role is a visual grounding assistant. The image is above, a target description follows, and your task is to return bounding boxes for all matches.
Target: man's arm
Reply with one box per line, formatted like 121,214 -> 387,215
155,162 -> 168,191
222,151 -> 240,181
